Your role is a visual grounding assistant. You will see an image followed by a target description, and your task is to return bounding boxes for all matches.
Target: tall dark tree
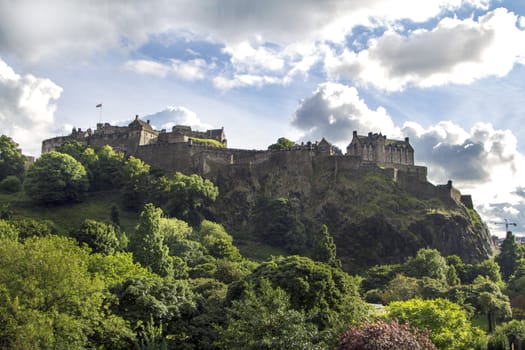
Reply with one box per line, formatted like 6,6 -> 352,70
0,135 -> 26,181
496,231 -> 522,281
132,204 -> 173,277
312,224 -> 341,268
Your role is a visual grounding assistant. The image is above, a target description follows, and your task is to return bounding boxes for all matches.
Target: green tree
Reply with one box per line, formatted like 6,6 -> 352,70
193,220 -> 242,261
312,224 -> 341,267
56,139 -> 87,161
403,248 -> 448,281
0,175 -> 22,193
0,235 -> 133,349
131,204 -> 174,277
219,278 -> 321,350
164,172 -> 219,226
228,255 -> 370,332
387,298 -> 486,350
121,156 -> 151,210
10,218 -> 55,240
0,135 -> 25,181
496,231 -> 522,281
254,197 -> 306,253
71,219 -> 121,255
24,151 -> 89,204
487,320 -> 525,350
381,274 -> 422,304
109,276 -> 196,346
338,320 -> 437,350
268,137 -> 296,150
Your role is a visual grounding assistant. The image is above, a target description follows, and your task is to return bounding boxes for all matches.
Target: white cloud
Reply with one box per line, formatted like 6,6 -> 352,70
292,81 -> 525,236
213,74 -> 283,90
327,8 -> 525,90
292,82 -> 400,145
143,106 -> 212,131
0,59 -> 62,156
123,58 -> 212,81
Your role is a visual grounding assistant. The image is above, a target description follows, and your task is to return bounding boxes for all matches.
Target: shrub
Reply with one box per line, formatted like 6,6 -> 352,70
337,320 -> 436,350
0,175 -> 22,193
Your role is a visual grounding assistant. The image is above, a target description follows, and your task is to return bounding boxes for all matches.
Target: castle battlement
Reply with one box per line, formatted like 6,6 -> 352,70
41,116 -> 474,208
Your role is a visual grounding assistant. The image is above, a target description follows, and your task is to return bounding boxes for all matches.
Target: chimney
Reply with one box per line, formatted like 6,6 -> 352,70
353,130 -> 357,137
135,115 -> 139,120
147,120 -> 150,124
405,137 -> 410,143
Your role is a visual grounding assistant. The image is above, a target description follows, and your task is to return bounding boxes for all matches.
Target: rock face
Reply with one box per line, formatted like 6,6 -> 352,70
210,152 -> 493,272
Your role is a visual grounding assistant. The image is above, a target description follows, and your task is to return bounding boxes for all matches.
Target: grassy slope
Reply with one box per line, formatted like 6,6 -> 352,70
0,191 -> 140,235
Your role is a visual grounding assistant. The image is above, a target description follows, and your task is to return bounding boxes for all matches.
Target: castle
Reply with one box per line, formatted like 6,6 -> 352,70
41,115 -> 472,208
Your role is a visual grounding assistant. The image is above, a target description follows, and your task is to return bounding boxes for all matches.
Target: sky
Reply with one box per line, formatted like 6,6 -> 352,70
1,0 -> 525,237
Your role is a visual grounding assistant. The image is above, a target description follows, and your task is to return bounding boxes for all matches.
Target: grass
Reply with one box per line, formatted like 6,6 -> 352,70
0,190 -> 139,235
235,239 -> 288,261
191,137 -> 225,148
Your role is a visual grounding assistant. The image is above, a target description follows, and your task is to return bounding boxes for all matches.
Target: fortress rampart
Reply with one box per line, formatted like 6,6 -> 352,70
41,116 -> 472,208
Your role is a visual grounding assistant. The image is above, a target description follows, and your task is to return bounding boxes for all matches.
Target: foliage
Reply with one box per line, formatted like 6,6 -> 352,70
9,218 -> 56,240
0,175 -> 22,193
56,139 -> 87,161
88,251 -> 156,286
0,220 -> 18,240
381,274 -> 422,304
337,320 -> 437,350
487,320 -> 525,350
93,145 -> 125,190
219,278 -> 321,350
496,231 -> 522,281
268,137 -> 296,150
387,298 -> 486,350
403,248 -> 448,281
164,172 -> 219,226
193,220 -> 242,261
24,151 -> 89,204
228,255 -> 370,332
121,155 -> 151,210
0,135 -> 25,181
312,224 -> 341,267
131,204 -> 173,277
0,235 -> 133,349
253,196 -> 307,253
109,276 -> 196,345
70,219 -> 122,255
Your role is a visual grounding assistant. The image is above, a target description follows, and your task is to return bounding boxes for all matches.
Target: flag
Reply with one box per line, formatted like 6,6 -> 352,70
96,103 -> 102,108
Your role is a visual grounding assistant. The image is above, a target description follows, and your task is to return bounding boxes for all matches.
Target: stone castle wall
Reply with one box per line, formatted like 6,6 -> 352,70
41,122 -> 470,208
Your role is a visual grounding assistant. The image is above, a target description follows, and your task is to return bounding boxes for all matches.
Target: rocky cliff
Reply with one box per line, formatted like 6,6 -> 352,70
209,152 -> 493,272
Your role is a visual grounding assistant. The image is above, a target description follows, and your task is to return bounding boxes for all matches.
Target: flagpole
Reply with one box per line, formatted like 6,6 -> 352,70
96,103 -> 102,123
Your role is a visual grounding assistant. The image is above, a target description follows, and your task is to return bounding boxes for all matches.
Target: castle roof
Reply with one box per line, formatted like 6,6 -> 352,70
207,128 -> 225,139
352,132 -> 413,150
128,115 -> 155,132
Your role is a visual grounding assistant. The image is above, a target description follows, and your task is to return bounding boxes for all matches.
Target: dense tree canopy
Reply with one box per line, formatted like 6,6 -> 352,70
24,151 -> 89,204
0,235 -> 133,349
219,278 -> 321,350
0,135 -> 25,181
387,298 -> 486,350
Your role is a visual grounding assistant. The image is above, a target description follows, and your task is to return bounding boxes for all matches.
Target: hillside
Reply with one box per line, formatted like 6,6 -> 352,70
210,152 -> 493,272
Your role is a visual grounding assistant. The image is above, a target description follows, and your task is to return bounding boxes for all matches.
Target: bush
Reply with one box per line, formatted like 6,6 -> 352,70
24,152 -> 89,205
0,175 -> 22,193
338,320 -> 436,350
